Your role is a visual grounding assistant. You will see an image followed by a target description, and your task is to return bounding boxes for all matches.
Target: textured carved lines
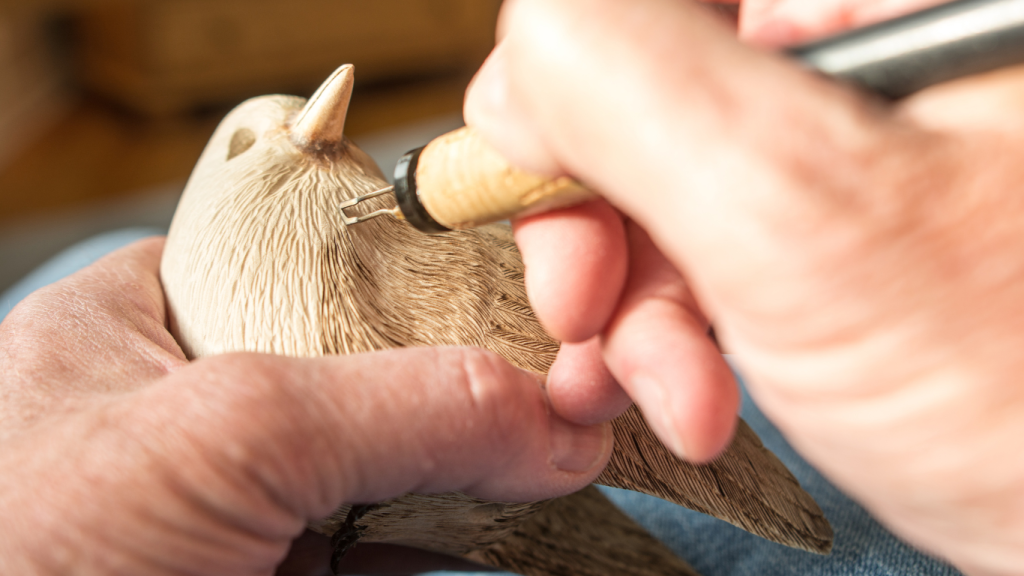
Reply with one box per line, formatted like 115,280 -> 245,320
347,493 -> 547,557
597,406 -> 832,554
466,487 -> 699,576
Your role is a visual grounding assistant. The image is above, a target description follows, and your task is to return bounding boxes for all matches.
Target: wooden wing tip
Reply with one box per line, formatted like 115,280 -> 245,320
596,406 -> 835,554
467,486 -> 702,576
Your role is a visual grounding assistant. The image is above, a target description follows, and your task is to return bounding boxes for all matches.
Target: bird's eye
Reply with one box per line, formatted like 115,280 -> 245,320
227,128 -> 256,160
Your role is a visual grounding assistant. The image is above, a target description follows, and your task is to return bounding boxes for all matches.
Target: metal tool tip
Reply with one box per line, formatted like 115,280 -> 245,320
339,186 -> 398,226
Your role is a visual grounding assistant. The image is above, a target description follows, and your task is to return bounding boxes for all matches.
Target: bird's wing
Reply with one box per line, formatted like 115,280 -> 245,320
599,405 -> 833,554
466,485 -> 701,576
472,223 -> 560,373
326,487 -> 701,576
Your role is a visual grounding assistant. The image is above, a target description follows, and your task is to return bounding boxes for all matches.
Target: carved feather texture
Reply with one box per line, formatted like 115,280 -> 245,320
164,100 -> 554,369
467,486 -> 699,576
161,66 -> 831,576
598,407 -> 833,554
338,494 -> 548,558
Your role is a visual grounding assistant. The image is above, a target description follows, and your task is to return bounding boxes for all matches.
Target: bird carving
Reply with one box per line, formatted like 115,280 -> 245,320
160,65 -> 833,576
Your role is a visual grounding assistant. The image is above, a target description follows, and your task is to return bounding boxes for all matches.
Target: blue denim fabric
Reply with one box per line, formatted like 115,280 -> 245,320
1,230 -> 966,576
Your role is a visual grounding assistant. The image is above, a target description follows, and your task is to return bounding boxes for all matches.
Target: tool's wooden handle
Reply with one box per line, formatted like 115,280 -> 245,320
414,126 -> 596,230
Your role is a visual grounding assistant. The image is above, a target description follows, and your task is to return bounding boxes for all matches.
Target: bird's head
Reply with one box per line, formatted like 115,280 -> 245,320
162,65 -> 553,366
184,64 -> 387,209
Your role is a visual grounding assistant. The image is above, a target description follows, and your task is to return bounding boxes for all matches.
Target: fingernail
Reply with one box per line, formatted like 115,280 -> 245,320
634,375 -> 689,460
549,414 -> 610,473
658,411 -> 688,460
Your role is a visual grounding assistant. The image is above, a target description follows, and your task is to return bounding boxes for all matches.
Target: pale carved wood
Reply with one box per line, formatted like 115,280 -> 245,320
414,126 -> 596,229
161,65 -> 832,576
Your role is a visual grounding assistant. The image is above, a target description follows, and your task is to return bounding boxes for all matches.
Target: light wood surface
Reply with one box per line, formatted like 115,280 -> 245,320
416,126 -> 598,229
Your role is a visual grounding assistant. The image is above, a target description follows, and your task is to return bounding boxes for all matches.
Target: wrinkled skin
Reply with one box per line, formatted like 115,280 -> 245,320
0,238 -> 608,575
465,0 -> 1024,574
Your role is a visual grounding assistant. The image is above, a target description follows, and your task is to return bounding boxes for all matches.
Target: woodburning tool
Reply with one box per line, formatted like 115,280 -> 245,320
340,0 -> 1024,233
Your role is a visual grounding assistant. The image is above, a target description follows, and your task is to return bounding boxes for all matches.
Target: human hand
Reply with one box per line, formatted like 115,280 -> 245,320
0,238 -> 609,575
465,0 -> 1024,573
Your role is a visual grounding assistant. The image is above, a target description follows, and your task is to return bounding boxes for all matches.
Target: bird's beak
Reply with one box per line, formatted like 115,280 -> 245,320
290,64 -> 355,151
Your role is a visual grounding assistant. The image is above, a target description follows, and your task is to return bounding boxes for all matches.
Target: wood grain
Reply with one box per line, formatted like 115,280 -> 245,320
416,126 -> 597,229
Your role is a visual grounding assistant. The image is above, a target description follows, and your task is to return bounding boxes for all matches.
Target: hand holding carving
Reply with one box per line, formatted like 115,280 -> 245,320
0,238 -> 608,575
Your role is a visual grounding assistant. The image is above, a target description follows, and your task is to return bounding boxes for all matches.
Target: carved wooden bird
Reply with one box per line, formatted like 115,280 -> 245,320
161,65 -> 832,576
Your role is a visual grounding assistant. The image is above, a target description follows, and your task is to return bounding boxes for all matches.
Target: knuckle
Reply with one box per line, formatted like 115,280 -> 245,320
450,347 -> 543,451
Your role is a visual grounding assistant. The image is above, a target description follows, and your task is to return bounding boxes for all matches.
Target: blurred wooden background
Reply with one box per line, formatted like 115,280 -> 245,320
0,0 -> 500,226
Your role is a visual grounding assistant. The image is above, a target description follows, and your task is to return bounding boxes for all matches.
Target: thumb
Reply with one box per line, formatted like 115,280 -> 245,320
2,347 -> 610,575
150,347 -> 611,522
